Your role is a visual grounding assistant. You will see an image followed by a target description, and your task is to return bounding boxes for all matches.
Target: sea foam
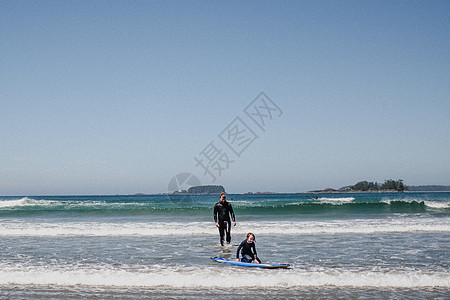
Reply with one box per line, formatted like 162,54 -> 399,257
1,218 -> 449,237
0,265 -> 448,288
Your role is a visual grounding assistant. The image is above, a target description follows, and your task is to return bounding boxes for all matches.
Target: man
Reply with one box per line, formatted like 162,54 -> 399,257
213,192 -> 236,246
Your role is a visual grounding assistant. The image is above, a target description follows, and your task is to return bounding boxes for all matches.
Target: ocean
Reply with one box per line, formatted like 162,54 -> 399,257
0,192 -> 449,299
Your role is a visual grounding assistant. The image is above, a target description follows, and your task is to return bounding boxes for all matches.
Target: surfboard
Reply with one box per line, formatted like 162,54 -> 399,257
212,257 -> 290,269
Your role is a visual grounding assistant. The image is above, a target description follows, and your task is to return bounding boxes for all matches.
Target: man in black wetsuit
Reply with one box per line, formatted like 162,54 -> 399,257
213,192 -> 236,246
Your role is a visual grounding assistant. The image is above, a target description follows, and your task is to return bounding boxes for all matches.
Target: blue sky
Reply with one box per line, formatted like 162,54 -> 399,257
1,0 -> 449,195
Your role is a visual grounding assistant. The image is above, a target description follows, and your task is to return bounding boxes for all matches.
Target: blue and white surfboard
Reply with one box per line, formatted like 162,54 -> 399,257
212,257 -> 290,269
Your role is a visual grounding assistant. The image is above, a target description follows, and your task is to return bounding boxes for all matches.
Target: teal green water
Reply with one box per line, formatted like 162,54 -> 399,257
1,192 -> 448,219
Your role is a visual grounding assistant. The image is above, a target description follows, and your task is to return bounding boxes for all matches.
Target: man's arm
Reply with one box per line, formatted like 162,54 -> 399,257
213,204 -> 218,223
213,204 -> 220,227
229,203 -> 236,225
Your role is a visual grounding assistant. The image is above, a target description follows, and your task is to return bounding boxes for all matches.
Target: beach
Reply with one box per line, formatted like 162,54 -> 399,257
1,192 -> 449,299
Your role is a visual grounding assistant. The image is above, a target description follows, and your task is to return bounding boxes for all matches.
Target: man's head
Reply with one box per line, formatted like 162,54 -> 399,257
220,192 -> 226,203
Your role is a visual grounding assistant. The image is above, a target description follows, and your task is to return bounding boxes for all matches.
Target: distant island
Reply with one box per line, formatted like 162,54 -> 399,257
172,185 -> 225,195
308,179 -> 450,193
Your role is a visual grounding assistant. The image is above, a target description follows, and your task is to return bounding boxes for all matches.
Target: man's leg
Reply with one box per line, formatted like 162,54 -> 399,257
225,220 -> 231,244
218,222 -> 225,246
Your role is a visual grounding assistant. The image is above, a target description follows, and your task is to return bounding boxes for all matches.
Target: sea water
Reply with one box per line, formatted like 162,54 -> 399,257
0,193 -> 449,299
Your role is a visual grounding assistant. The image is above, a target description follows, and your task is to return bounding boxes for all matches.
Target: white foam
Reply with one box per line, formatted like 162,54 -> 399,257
0,197 -> 33,208
424,201 -> 450,209
381,197 -> 450,209
0,197 -> 150,210
0,265 -> 448,288
289,197 -> 356,205
1,218 -> 449,237
381,197 -> 423,204
318,197 -> 355,203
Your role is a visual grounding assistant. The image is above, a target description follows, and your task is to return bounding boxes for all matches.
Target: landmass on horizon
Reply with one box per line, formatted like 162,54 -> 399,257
169,185 -> 225,195
132,181 -> 450,196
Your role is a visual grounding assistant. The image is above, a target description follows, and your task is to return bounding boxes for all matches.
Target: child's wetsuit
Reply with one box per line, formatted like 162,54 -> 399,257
236,239 -> 260,263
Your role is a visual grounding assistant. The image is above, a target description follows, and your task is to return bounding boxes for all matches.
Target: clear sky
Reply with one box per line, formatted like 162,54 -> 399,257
1,0 -> 449,195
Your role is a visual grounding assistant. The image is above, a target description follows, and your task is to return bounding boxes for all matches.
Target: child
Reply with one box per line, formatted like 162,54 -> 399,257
236,232 -> 261,264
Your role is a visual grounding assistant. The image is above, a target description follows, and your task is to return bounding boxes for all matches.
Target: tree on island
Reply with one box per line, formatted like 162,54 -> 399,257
352,181 -> 380,191
351,179 -> 407,192
380,179 -> 406,191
